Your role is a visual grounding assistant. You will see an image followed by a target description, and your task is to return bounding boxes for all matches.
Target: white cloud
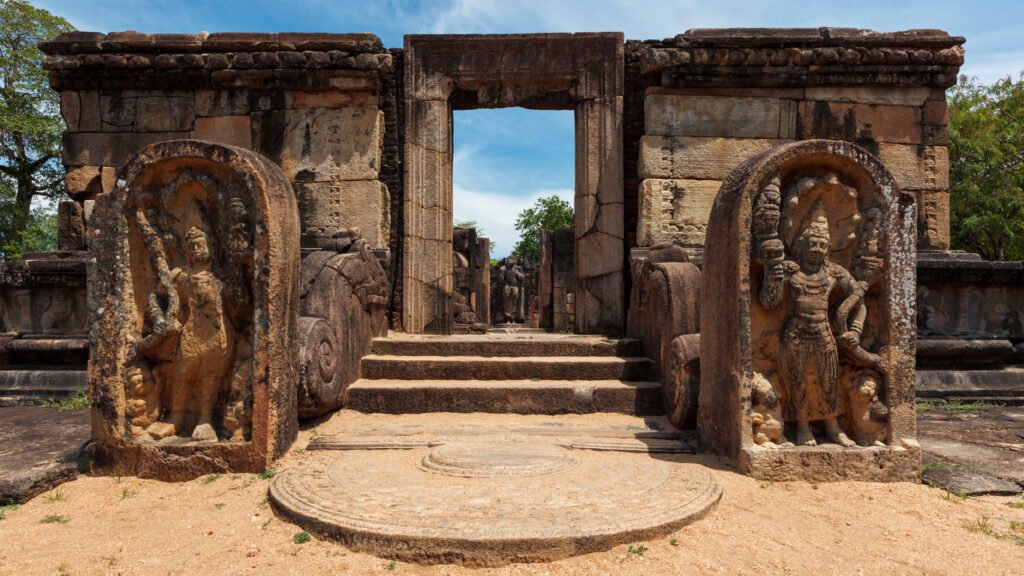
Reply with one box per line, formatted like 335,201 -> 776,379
453,186 -> 574,258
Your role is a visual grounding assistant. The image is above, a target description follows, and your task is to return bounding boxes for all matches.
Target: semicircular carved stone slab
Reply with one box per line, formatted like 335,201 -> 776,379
697,139 -> 919,483
88,139 -> 301,480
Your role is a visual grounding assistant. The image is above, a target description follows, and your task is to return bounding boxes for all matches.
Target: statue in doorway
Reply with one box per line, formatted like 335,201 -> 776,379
496,256 -> 525,323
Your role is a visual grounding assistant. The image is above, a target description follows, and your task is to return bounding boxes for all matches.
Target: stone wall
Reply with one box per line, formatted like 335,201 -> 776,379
42,32 -> 394,252
629,28 -> 963,260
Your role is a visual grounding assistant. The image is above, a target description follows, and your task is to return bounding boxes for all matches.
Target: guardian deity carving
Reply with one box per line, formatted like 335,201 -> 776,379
750,170 -> 889,448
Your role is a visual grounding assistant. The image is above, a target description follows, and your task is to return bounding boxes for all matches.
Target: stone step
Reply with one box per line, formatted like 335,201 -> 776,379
361,355 -> 653,381
371,335 -> 644,358
344,379 -> 663,415
0,367 -> 86,395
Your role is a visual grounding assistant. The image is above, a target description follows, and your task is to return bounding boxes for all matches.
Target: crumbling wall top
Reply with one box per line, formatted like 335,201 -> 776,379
636,27 -> 965,85
39,31 -> 384,55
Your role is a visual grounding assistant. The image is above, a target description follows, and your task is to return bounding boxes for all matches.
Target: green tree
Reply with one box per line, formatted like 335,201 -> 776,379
0,0 -> 72,259
948,73 -> 1024,261
510,195 -> 574,261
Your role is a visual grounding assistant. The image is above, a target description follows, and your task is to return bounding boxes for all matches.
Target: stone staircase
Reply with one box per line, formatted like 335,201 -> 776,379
344,334 -> 663,416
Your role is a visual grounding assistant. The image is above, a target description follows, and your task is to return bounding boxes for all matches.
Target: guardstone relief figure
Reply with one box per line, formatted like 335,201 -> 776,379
163,226 -> 235,441
753,199 -> 864,446
131,220 -> 238,443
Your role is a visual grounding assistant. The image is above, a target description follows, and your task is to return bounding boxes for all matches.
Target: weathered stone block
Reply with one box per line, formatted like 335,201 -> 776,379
62,132 -> 191,167
796,101 -> 921,143
638,136 -> 785,180
195,90 -> 290,116
56,201 -> 85,251
292,90 -> 378,109
294,180 -> 390,248
78,91 -> 101,132
637,179 -> 721,247
192,115 -> 252,149
804,86 -> 931,106
135,96 -> 194,132
88,140 -> 300,479
255,107 -> 383,182
100,95 -> 136,129
60,91 -> 80,131
64,165 -> 116,200
922,100 -> 948,126
916,189 -> 950,250
645,94 -> 792,138
876,143 -> 949,191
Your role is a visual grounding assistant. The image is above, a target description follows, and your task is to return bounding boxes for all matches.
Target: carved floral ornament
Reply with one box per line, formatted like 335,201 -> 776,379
749,168 -> 889,449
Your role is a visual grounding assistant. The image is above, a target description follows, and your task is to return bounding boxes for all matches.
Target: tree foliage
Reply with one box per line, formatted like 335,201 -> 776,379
0,0 -> 72,259
948,72 -> 1024,261
510,195 -> 574,262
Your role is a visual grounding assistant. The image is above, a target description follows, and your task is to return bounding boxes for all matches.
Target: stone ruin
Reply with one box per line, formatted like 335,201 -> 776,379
18,25 -> 1019,498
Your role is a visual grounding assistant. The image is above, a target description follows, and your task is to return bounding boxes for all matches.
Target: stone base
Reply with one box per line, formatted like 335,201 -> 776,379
89,439 -> 277,481
740,444 -> 921,483
270,441 -> 721,566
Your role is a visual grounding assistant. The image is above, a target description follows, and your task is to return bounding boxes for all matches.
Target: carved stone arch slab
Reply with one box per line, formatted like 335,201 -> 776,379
403,34 -> 625,334
697,139 -> 919,482
89,139 -> 300,479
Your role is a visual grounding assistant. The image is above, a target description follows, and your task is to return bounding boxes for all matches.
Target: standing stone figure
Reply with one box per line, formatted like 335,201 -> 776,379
156,226 -> 235,442
496,256 -> 525,323
758,212 -> 857,447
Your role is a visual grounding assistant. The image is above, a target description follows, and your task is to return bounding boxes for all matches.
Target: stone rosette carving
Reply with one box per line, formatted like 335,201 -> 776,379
698,140 -> 918,482
88,140 -> 300,479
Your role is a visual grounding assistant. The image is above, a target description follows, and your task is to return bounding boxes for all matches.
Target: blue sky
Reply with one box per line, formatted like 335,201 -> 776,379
36,0 -> 1024,256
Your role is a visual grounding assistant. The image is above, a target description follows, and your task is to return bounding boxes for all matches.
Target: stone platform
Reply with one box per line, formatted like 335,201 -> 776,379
269,413 -> 722,566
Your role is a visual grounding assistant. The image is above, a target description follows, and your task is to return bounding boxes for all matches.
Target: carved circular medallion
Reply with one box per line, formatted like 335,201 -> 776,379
418,442 -> 578,477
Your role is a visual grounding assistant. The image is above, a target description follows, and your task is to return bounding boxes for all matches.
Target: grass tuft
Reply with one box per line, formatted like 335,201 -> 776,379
917,400 -> 1004,413
0,503 -> 19,521
293,531 -> 311,544
41,514 -> 69,524
40,391 -> 90,410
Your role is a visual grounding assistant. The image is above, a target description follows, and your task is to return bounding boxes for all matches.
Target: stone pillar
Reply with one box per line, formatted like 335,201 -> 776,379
575,96 -> 624,335
402,96 -> 453,334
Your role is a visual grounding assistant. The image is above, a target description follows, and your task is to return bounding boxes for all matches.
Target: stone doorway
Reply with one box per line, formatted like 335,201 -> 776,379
402,34 -> 625,335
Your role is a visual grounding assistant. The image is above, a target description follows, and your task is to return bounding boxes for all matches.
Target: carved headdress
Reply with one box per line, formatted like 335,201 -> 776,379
752,174 -> 782,242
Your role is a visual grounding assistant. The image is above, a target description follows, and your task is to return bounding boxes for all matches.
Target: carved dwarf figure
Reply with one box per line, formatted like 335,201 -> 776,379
159,226 -> 235,442
845,371 -> 889,446
750,373 -> 787,447
124,366 -> 162,437
759,213 -> 857,447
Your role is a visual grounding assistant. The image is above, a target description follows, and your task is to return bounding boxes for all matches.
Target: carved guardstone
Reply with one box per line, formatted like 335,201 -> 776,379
698,140 -> 919,482
88,140 -> 301,479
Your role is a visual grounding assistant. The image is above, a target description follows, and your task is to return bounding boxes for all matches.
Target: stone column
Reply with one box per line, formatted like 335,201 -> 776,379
574,96 -> 624,334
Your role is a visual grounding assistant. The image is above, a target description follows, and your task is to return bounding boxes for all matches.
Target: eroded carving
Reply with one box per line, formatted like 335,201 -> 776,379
495,256 -> 526,324
751,169 -> 890,449
127,169 -> 256,444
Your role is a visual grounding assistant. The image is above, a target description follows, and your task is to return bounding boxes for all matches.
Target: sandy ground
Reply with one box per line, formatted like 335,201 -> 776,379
2,419 -> 1023,576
